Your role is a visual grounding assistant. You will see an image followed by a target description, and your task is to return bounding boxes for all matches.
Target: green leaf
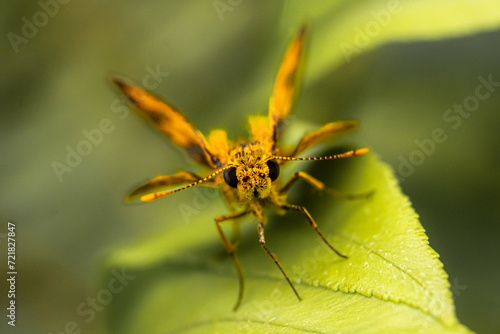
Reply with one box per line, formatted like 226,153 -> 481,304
278,0 -> 500,80
102,152 -> 472,333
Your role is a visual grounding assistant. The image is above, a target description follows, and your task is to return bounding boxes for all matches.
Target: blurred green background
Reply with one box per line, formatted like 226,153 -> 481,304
1,1 -> 499,333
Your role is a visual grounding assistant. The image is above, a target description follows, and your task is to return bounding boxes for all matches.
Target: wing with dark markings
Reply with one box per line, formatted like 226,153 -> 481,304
113,77 -> 216,167
268,24 -> 308,154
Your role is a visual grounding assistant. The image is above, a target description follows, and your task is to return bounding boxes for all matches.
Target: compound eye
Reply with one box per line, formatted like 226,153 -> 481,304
224,167 -> 238,188
266,159 -> 280,182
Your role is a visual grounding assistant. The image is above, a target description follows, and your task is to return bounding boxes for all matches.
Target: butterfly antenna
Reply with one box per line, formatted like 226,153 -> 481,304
273,148 -> 369,162
140,166 -> 231,202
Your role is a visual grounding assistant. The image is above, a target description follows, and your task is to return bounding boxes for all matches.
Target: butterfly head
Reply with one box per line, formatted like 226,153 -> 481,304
223,147 -> 280,200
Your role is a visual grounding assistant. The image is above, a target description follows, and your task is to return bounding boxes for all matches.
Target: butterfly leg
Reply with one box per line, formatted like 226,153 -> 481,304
215,210 -> 250,311
257,220 -> 302,301
279,203 -> 347,259
280,171 -> 373,200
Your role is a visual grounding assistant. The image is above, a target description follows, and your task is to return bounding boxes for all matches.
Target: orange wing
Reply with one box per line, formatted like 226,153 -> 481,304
291,120 -> 358,157
113,77 -> 217,167
268,24 -> 308,154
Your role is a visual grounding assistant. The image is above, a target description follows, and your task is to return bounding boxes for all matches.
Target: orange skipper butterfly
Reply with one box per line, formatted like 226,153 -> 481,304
113,24 -> 370,310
